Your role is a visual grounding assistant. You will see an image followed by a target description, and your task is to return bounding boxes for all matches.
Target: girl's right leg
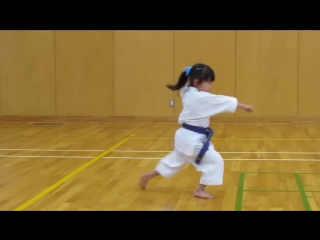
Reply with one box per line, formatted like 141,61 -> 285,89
140,150 -> 188,188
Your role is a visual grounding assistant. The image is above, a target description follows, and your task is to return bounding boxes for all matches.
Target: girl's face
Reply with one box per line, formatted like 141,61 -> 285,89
195,79 -> 212,92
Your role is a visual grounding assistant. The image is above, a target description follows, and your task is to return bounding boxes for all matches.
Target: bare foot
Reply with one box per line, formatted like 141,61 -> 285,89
193,190 -> 214,199
139,174 -> 151,188
139,170 -> 160,188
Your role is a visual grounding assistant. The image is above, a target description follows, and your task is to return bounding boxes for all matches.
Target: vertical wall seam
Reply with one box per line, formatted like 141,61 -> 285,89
234,30 -> 237,117
113,31 -> 115,117
297,31 -> 300,117
173,30 -> 175,117
54,30 -> 57,116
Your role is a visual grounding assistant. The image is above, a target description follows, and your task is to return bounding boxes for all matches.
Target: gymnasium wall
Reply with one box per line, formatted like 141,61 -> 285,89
0,30 -> 319,121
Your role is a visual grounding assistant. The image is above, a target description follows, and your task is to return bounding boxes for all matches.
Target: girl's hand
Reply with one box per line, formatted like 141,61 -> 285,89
237,103 -> 253,112
245,105 -> 253,112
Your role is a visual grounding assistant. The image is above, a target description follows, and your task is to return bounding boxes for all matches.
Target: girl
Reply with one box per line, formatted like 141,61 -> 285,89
139,63 -> 253,199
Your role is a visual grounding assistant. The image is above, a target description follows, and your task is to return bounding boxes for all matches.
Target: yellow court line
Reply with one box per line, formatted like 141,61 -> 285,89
129,137 -> 320,141
14,135 -> 133,211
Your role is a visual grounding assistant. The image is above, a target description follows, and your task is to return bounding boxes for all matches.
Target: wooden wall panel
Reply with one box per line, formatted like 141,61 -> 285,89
298,30 -> 320,117
235,30 -> 298,117
0,32 -> 1,115
173,30 -> 236,117
0,30 -> 56,115
55,30 -> 114,116
1,30 -> 320,121
114,30 -> 174,117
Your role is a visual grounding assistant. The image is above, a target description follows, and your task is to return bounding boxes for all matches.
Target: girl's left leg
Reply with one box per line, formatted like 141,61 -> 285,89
190,143 -> 224,199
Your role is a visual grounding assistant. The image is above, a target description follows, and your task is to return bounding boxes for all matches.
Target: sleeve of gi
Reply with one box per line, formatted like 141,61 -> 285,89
196,92 -> 238,117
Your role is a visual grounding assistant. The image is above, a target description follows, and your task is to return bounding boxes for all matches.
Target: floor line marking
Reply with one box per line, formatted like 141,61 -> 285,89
0,148 -> 104,152
2,121 -> 320,125
1,156 -> 320,162
13,136 -> 132,211
112,150 -> 320,154
0,155 -> 93,159
294,173 -> 311,211
243,172 -> 320,174
129,138 -> 320,141
0,148 -> 320,156
109,157 -> 317,161
101,157 -> 320,161
2,149 -> 320,155
243,189 -> 320,192
235,173 -> 245,211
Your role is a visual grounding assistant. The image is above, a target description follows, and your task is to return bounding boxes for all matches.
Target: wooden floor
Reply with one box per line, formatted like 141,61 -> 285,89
1,121 -> 320,211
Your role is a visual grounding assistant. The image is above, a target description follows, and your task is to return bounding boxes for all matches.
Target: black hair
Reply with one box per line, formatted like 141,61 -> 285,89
166,63 -> 215,91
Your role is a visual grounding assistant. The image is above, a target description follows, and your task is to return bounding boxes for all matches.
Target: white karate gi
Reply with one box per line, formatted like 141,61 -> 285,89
155,86 -> 238,185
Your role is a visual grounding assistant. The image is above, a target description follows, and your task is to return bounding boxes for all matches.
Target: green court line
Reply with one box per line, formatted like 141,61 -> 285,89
244,172 -> 320,174
236,172 -> 319,210
294,173 -> 311,211
244,189 -> 320,193
235,172 -> 245,211
244,189 -> 299,192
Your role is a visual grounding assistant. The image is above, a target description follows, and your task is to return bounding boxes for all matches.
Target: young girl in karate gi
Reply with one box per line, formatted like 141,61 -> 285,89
139,63 -> 253,199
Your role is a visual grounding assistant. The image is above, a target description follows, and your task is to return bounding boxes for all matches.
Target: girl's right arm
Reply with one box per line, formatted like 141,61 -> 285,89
237,103 -> 254,112
195,92 -> 253,117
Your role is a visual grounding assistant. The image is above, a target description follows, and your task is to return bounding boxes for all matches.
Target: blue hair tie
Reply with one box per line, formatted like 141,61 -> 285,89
185,66 -> 192,76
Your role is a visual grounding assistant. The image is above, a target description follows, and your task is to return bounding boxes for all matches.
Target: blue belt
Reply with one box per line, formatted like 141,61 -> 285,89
182,123 -> 214,164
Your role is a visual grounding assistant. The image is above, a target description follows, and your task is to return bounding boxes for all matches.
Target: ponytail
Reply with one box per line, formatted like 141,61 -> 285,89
166,66 -> 191,91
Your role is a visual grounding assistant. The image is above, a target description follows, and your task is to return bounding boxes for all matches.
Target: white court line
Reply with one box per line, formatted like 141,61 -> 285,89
0,154 -> 320,161
2,121 -> 319,124
2,148 -> 320,155
112,150 -> 320,154
0,148 -> 103,152
0,155 -> 93,158
102,157 -> 320,161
